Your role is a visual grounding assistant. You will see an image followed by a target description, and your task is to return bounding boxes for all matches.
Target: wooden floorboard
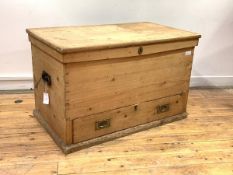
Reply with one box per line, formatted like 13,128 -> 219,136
0,89 -> 232,175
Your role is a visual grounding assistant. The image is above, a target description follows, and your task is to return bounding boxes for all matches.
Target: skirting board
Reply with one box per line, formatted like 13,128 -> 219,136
190,76 -> 233,87
1,76 -> 233,90
0,77 -> 33,90
33,109 -> 187,154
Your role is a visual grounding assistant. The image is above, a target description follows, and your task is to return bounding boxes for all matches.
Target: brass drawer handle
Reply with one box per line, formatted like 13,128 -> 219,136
95,119 -> 111,130
157,104 -> 170,114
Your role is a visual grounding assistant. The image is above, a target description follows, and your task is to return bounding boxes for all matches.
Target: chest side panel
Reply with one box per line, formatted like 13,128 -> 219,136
31,46 -> 68,143
65,48 -> 194,120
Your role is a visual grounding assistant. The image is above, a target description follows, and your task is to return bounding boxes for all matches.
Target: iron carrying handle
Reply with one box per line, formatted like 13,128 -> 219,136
42,71 -> 52,86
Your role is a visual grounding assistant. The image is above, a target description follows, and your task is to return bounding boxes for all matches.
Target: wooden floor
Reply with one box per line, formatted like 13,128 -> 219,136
0,89 -> 233,175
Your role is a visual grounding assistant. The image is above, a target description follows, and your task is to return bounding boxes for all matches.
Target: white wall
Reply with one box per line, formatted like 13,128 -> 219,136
0,0 -> 233,90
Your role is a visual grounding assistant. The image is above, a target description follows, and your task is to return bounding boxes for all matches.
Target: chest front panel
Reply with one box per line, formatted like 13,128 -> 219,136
65,49 -> 193,120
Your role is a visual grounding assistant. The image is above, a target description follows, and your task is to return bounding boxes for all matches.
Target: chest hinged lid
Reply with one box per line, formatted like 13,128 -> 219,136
27,22 -> 201,63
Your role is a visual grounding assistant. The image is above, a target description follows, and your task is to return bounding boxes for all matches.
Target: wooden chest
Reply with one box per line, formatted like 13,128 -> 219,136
27,22 -> 201,154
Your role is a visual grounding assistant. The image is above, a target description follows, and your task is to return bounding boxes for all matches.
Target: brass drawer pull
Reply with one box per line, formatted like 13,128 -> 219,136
95,119 -> 111,130
157,104 -> 170,114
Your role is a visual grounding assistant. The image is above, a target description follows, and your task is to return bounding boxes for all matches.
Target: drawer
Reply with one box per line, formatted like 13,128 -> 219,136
73,94 -> 185,143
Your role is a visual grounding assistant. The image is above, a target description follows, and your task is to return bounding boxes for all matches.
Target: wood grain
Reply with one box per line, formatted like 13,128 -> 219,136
28,36 -> 198,63
0,88 -> 232,174
66,50 -> 193,119
73,94 -> 184,143
26,22 -> 200,53
27,22 -> 200,149
31,46 -> 70,144
62,40 -> 198,63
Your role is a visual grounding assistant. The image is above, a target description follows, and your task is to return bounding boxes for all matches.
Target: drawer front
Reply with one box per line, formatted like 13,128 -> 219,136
73,94 -> 185,143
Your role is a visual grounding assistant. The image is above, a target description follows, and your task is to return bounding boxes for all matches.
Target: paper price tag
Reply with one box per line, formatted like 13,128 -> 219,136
43,92 -> 49,105
185,50 -> 192,56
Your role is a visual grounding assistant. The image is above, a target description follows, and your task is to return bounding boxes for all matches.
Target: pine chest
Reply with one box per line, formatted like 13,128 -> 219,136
27,22 -> 201,154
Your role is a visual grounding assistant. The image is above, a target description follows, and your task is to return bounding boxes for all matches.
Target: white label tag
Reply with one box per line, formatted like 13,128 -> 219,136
43,92 -> 49,104
185,51 -> 192,56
